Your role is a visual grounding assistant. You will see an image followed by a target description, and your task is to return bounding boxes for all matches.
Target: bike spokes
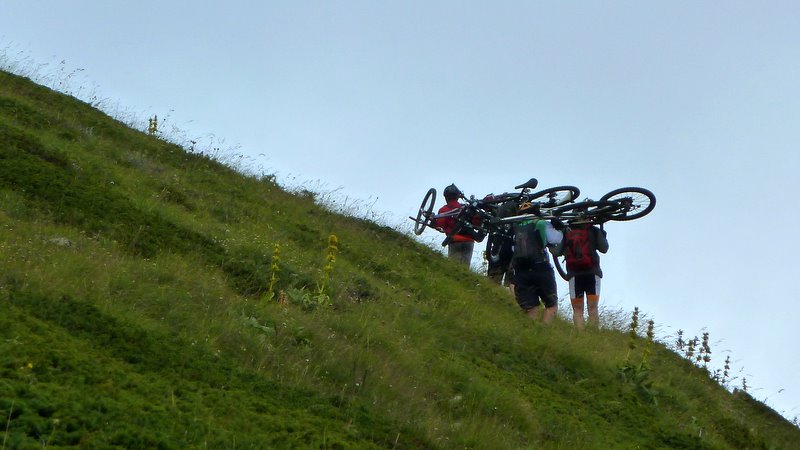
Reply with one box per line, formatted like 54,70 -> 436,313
553,200 -> 618,224
413,188 -> 436,235
599,187 -> 656,221
529,186 -> 580,208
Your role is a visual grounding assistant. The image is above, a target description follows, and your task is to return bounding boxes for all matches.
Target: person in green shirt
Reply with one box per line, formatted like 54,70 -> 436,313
510,206 -> 564,323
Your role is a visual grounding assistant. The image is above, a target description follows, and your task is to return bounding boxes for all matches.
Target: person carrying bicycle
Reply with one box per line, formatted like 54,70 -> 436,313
510,202 -> 564,323
435,183 -> 481,267
483,197 -> 516,286
556,220 -> 609,329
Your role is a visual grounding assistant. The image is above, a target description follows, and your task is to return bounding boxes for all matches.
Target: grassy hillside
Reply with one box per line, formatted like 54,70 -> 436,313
1,68 -> 798,449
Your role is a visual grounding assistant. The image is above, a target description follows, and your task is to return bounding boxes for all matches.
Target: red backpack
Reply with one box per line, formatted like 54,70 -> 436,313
565,226 -> 595,271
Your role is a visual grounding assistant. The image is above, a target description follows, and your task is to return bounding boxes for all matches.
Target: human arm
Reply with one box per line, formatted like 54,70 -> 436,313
594,226 -> 609,254
536,219 -> 563,248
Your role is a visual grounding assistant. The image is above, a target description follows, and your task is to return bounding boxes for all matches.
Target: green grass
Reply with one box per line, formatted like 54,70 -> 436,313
1,67 -> 799,448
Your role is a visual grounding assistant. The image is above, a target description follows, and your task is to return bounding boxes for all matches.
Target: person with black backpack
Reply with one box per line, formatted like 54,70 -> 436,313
559,222 -> 609,329
483,198 -> 517,286
486,231 -> 513,285
510,203 -> 564,323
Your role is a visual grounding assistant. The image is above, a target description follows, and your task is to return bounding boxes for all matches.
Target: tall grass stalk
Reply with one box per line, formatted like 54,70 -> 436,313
624,306 -> 640,365
640,320 -> 655,370
700,332 -> 712,369
2,400 -> 12,450
267,243 -> 280,302
318,234 -> 338,296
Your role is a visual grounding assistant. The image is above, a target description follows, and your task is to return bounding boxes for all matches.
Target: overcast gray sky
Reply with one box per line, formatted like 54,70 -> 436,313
3,1 -> 799,420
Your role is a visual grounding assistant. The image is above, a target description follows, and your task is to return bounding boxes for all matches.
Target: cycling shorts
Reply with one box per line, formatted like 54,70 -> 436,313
569,273 -> 601,299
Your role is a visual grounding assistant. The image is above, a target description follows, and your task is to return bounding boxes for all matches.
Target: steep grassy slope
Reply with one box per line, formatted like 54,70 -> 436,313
1,69 -> 799,449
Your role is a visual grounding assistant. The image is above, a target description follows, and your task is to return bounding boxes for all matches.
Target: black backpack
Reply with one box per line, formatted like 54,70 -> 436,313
512,220 -> 546,264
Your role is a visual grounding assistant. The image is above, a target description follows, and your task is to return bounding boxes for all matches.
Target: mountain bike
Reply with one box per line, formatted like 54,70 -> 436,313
552,187 -> 656,224
411,177 -> 543,237
410,178 -> 581,246
551,187 -> 656,224
486,186 -> 655,226
548,187 -> 656,280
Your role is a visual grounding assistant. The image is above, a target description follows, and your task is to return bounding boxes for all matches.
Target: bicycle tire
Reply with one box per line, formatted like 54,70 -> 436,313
553,200 -> 619,223
553,256 -> 569,281
414,188 -> 436,235
599,187 -> 656,221
528,186 -> 581,208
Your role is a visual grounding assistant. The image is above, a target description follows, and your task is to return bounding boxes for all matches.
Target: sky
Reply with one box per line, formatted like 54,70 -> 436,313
3,1 -> 799,420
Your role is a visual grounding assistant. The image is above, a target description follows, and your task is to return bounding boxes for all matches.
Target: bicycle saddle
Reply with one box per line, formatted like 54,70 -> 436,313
514,178 -> 539,190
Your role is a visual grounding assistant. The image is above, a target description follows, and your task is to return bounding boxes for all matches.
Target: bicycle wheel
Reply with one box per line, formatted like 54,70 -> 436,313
529,186 -> 581,208
413,188 -> 436,235
599,187 -> 656,221
553,200 -> 619,223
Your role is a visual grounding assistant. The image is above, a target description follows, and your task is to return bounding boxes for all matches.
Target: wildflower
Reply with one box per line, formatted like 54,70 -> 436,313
640,320 -> 655,370
700,332 -> 712,367
686,337 -> 697,360
675,330 -> 685,351
318,235 -> 339,296
722,355 -> 731,385
267,243 -> 281,301
628,307 -> 640,350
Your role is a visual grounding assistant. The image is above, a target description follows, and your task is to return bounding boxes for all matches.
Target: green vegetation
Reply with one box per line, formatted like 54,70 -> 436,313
1,67 -> 799,449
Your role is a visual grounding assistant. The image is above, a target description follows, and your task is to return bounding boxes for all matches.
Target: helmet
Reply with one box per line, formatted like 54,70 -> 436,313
443,184 -> 462,200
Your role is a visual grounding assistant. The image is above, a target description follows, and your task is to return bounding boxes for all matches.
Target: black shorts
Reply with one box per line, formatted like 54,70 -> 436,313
569,272 -> 601,299
513,263 -> 558,310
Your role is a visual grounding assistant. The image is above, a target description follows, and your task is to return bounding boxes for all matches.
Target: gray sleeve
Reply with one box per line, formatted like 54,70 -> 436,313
595,227 -> 609,253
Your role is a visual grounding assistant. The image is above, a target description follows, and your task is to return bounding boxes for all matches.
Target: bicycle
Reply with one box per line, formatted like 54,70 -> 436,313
411,177 -> 541,237
547,187 -> 656,280
411,180 -> 656,282
551,187 -> 656,224
410,178 -> 581,247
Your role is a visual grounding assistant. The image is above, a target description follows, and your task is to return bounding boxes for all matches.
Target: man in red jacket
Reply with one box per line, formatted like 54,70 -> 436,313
435,184 -> 477,267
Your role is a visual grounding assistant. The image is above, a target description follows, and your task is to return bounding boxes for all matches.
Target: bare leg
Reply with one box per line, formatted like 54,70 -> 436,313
571,296 -> 586,329
542,305 -> 558,323
526,306 -> 541,321
587,295 -> 600,328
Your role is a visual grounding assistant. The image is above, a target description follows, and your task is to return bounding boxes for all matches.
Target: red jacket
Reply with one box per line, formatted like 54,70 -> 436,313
435,200 -> 477,243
